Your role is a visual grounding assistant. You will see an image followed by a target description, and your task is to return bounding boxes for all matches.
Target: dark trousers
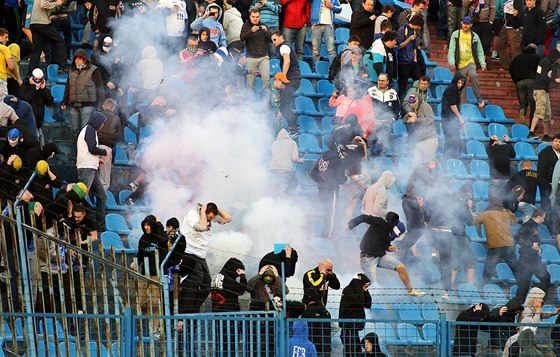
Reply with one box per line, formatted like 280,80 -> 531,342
516,254 -> 550,300
341,324 -> 361,357
472,21 -> 493,55
52,17 -> 72,60
482,246 -> 518,283
39,271 -> 73,313
178,255 -> 211,314
429,229 -> 454,290
397,62 -> 420,100
279,78 -> 300,130
515,79 -> 535,119
398,197 -> 425,260
28,23 -> 66,75
318,185 -> 339,239
443,120 -> 462,160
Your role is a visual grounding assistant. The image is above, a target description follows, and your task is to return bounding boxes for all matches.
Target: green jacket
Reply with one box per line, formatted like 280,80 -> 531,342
447,29 -> 487,68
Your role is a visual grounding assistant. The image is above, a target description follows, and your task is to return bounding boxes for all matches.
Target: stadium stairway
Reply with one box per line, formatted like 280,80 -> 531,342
426,23 -> 560,135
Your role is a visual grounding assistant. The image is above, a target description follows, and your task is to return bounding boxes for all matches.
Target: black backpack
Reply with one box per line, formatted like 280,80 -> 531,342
328,48 -> 351,82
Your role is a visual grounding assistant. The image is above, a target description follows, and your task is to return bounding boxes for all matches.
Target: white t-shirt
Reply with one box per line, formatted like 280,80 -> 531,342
180,205 -> 220,259
159,0 -> 187,37
319,1 -> 332,25
279,44 -> 291,56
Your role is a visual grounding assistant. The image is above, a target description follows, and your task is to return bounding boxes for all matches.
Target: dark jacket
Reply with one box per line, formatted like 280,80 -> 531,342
338,273 -> 372,330
83,112 -> 108,156
240,20 -> 271,57
441,72 -> 466,122
302,266 -> 341,306
486,140 -> 516,179
350,7 -> 375,49
504,0 -> 524,28
537,145 -> 559,194
507,169 -> 539,204
97,109 -> 122,147
276,40 -> 301,81
509,46 -> 541,83
515,218 -> 541,259
363,332 -> 387,356
301,303 -> 332,354
453,304 -> 490,355
211,258 -> 248,312
534,48 -> 560,92
521,7 -> 547,46
89,0 -> 123,33
397,23 -> 418,64
349,211 -> 400,258
3,96 -> 37,142
20,78 -> 54,129
136,215 -> 168,276
259,248 -> 299,280
485,297 -> 524,349
63,48 -> 105,108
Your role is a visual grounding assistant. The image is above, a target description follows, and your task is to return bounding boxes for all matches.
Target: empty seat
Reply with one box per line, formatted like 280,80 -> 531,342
392,120 -> 408,138
463,123 -> 490,142
511,124 -> 540,143
548,264 -> 560,285
295,158 -> 319,194
298,60 -> 321,79
105,213 -> 131,235
422,323 -> 438,344
129,213 -> 145,230
514,142 -> 538,160
398,303 -> 423,321
487,123 -> 510,140
446,159 -> 473,179
432,67 -> 453,84
457,283 -> 489,304
465,140 -> 489,159
127,230 -> 143,251
466,86 -> 485,105
318,98 -> 336,116
538,142 -> 551,153
335,27 -> 350,44
59,341 -> 79,357
294,96 -> 322,116
471,242 -> 487,261
298,134 -> 326,154
421,303 -> 439,320
428,85 -> 446,104
106,190 -> 125,211
397,323 -> 433,345
494,263 -> 517,284
127,112 -> 139,128
51,84 -> 65,104
114,146 -> 133,166
418,261 -> 441,285
124,126 -> 137,145
461,103 -> 490,123
40,318 -> 76,341
541,244 -> 560,264
470,160 -> 490,179
295,79 -> 320,97
47,64 -> 68,84
475,201 -> 489,213
298,116 -> 322,135
482,284 -> 508,305
472,181 -> 489,200
315,61 -> 330,79
317,79 -> 335,97
374,322 -> 404,345
485,104 -> 514,124
321,116 -> 334,134
100,231 -> 135,254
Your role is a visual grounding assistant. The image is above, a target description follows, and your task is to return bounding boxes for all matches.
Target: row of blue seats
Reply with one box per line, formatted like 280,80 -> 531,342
434,104 -> 514,124
463,122 -> 540,144
105,212 -> 148,235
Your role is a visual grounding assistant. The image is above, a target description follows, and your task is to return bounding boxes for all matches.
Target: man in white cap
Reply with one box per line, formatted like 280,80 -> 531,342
20,68 -> 54,146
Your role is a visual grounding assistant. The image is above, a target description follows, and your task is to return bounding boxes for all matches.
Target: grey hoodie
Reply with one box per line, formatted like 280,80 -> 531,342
404,95 -> 438,142
361,170 -> 395,217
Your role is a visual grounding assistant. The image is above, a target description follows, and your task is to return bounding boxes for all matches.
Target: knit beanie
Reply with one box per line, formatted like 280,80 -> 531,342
73,182 -> 88,199
11,156 -> 22,171
35,160 -> 48,177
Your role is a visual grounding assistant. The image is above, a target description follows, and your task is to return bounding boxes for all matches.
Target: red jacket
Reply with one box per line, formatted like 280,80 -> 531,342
281,0 -> 310,29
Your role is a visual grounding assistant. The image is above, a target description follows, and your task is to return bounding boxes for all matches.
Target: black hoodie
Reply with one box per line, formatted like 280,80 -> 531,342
136,215 -> 168,276
509,46 -> 541,83
82,111 -> 107,157
534,48 -> 560,92
197,27 -> 218,53
339,273 -> 372,330
211,257 -> 248,312
259,248 -> 299,280
349,211 -> 400,258
453,304 -> 490,355
441,72 -> 466,121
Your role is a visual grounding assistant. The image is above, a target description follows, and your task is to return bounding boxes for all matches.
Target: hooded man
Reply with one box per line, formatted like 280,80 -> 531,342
453,303 -> 490,356
3,95 -> 37,142
361,170 -> 396,217
348,211 -> 426,297
301,288 -> 332,355
76,111 -> 107,231
486,134 -> 516,180
441,71 -> 466,159
61,48 -> 105,135
28,160 -> 64,206
362,332 -> 387,356
288,321 -> 318,357
403,94 -> 439,167
509,44 -> 541,124
20,68 -> 54,144
339,273 -> 372,356
485,297 -> 524,353
190,3 -> 227,48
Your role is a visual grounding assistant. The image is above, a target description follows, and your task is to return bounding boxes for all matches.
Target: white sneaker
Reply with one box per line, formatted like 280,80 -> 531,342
129,182 -> 138,192
441,293 -> 449,299
408,289 -> 426,297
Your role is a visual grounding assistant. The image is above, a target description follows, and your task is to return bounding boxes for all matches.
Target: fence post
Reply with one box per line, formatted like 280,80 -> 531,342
123,307 -> 135,356
15,206 -> 37,357
439,312 -> 449,357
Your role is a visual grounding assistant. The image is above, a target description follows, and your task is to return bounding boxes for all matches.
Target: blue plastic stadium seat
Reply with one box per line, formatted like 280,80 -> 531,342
432,67 -> 453,84
398,303 -> 423,321
464,140 -> 489,159
321,116 -> 334,134
318,98 -> 336,116
494,263 -> 517,284
295,79 -> 320,98
374,322 -> 405,345
457,283 -> 491,304
88,341 -> 109,356
37,341 -> 57,357
51,84 -> 65,104
106,190 -> 125,211
315,61 -> 330,79
483,284 -> 508,305
47,64 -> 68,84
127,230 -> 143,251
114,146 -> 133,166
398,323 -> 433,345
485,104 -> 514,124
298,133 -> 326,154
472,181 -> 489,200
446,159 -> 473,179
538,142 -> 551,153
269,59 -> 281,75
428,85 -> 445,104
463,123 -> 490,142
476,201 -> 489,213
303,44 -> 313,61
295,159 -> 319,194
461,103 -> 490,123
298,116 -> 322,135
317,79 -> 335,97
294,96 -> 322,116
100,231 -> 135,254
541,244 -> 560,264
422,323 -> 438,344
124,126 -> 137,145
392,120 -> 408,138
127,112 -> 139,128
418,261 -> 441,285
548,264 -> 560,285
470,160 -> 490,179
514,142 -> 538,160
335,27 -> 350,44
421,49 -> 437,67
105,213 -> 131,235
298,60 -> 321,79
421,303 -> 439,321
511,124 -> 540,143
539,224 -> 554,244
471,242 -> 487,261
487,123 -> 510,141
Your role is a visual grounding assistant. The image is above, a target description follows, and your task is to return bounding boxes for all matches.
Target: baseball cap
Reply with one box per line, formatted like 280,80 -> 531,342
7,128 -> 20,140
407,95 -> 418,103
390,221 -> 406,240
462,16 -> 473,24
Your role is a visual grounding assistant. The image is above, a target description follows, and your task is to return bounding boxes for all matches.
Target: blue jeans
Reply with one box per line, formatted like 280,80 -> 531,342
70,105 -> 95,135
283,26 -> 307,61
518,202 -> 536,223
77,167 -> 107,231
311,24 -> 336,65
360,253 -> 401,284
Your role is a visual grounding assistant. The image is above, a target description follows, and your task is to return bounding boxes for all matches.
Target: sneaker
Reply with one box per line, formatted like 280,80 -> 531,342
441,293 -> 449,299
124,198 -> 135,205
408,289 -> 426,297
491,55 -> 500,62
528,131 -> 539,139
129,181 -> 138,192
543,135 -> 552,142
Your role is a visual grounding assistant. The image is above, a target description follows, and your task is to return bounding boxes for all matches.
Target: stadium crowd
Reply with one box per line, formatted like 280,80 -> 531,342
0,0 -> 560,353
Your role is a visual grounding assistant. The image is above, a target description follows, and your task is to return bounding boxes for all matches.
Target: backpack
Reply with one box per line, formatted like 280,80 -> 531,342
328,48 -> 351,82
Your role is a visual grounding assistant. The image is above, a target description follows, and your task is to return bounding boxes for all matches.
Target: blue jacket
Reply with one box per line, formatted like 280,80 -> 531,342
397,23 -> 417,64
249,0 -> 282,28
308,0 -> 342,25
4,96 -> 38,142
190,3 -> 227,48
288,321 -> 318,357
